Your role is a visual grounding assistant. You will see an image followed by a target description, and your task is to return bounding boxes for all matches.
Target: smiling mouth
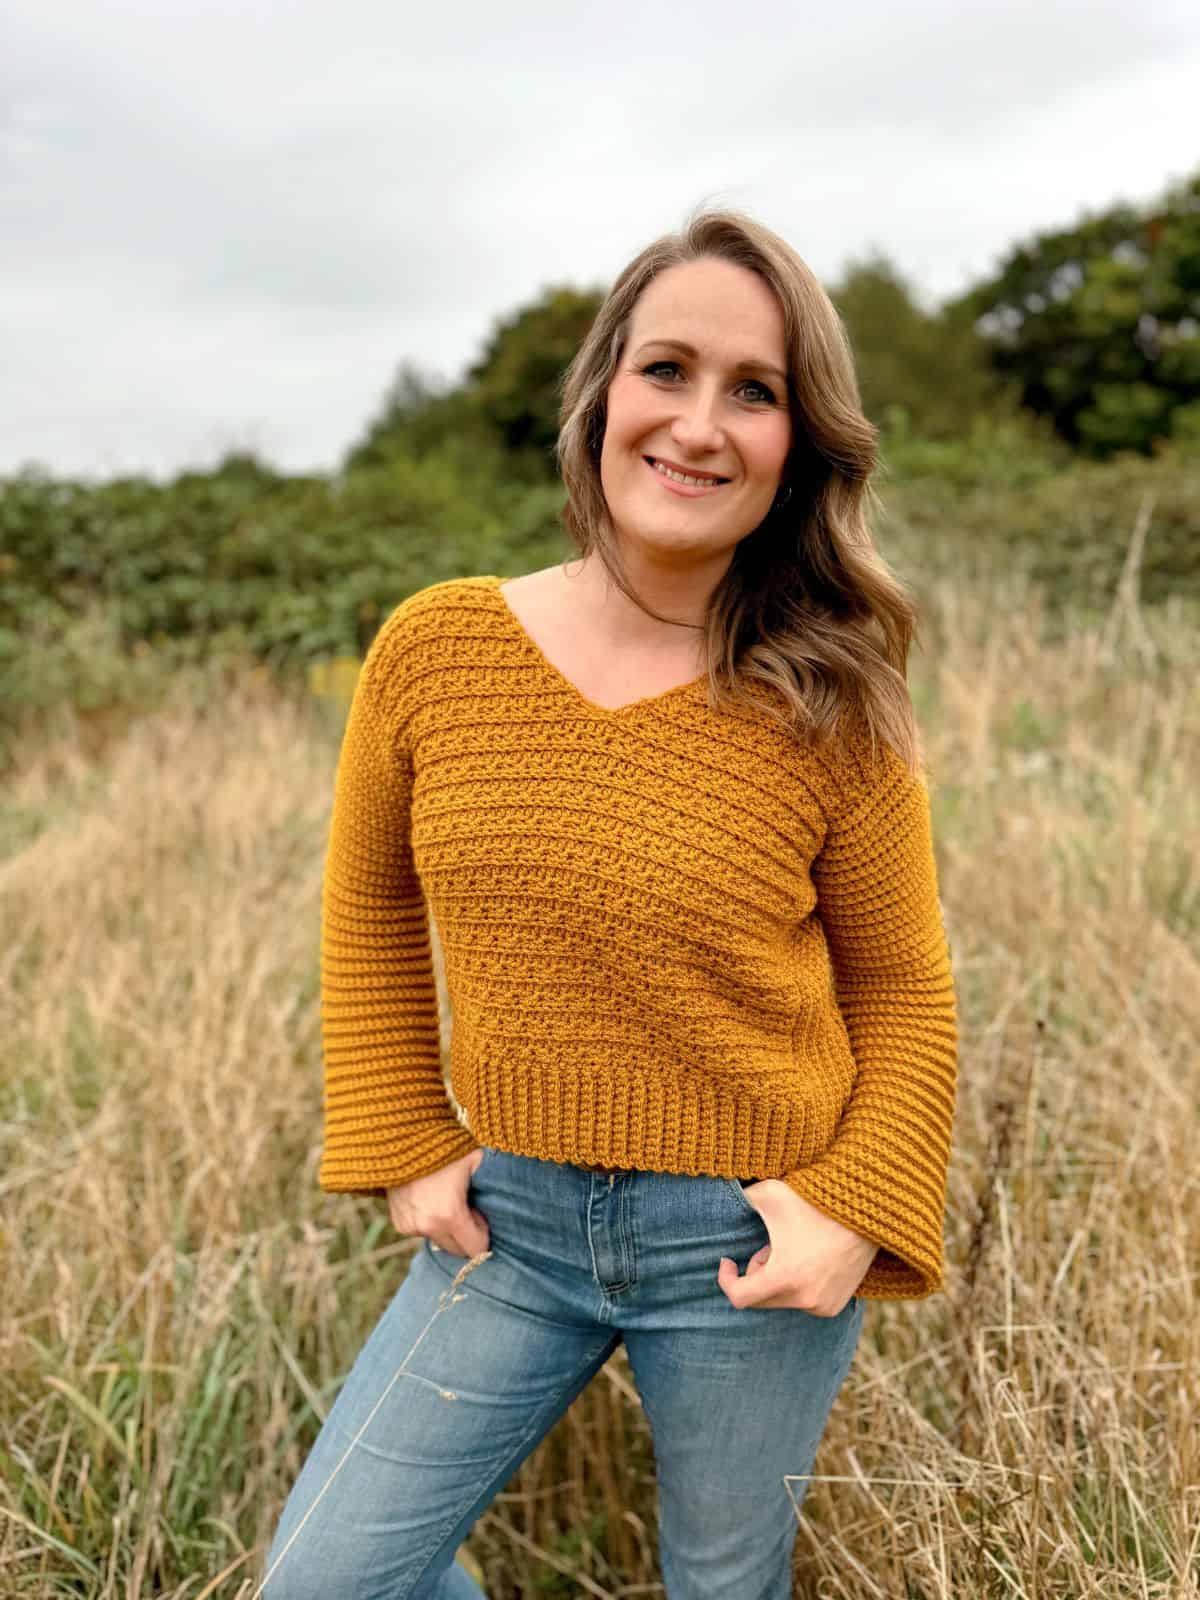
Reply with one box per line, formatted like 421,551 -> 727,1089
644,455 -> 730,488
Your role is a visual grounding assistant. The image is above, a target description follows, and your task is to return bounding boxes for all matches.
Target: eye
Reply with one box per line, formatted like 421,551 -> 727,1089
638,361 -> 779,406
739,378 -> 778,405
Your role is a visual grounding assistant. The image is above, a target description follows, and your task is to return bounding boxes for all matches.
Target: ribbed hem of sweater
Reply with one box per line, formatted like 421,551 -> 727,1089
319,1054 -> 943,1299
454,1055 -> 813,1179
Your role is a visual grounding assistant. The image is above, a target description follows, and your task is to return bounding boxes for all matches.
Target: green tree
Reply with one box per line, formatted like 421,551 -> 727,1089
465,284 -> 605,479
830,251 -> 1023,439
946,168 -> 1200,459
342,359 -> 508,486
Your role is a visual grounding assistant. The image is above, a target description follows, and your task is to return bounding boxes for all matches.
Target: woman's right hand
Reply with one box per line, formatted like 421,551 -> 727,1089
386,1146 -> 490,1257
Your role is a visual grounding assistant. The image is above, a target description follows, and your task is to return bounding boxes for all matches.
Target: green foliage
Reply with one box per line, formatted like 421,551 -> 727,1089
3,411 -> 1198,766
342,359 -> 511,487
0,455 -> 566,666
0,451 -> 574,766
876,406 -> 1074,494
529,1510 -> 610,1593
948,168 -> 1200,458
832,253 -> 1023,439
345,284 -> 603,490
883,440 -> 1199,618
465,283 -> 605,479
6,171 -> 1200,755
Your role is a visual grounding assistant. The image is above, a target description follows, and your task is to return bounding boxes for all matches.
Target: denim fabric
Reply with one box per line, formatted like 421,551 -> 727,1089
262,1147 -> 865,1600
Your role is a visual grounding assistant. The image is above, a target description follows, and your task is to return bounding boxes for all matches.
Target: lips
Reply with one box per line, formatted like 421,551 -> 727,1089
643,455 -> 731,485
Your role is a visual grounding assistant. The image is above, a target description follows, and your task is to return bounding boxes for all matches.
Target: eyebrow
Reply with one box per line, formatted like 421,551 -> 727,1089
632,338 -> 788,387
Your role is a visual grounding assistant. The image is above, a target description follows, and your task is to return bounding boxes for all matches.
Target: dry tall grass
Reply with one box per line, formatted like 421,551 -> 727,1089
1,555 -> 1197,1598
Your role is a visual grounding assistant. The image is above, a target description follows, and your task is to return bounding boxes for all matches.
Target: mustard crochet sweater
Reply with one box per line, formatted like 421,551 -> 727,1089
318,575 -> 959,1300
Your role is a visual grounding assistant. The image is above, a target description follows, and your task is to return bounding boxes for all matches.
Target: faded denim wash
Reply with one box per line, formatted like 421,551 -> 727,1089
262,1145 -> 864,1600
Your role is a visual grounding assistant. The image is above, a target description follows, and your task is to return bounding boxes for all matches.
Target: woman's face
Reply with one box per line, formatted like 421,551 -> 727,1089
599,256 -> 793,567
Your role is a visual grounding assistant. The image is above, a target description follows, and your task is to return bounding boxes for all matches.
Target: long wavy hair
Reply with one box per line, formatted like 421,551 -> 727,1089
554,203 -> 923,775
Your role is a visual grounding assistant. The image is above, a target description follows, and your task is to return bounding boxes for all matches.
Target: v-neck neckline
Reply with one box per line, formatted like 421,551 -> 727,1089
484,574 -> 708,720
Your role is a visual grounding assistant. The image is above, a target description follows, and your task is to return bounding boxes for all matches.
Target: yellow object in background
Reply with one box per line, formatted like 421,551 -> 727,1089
308,655 -> 361,706
455,1545 -> 485,1583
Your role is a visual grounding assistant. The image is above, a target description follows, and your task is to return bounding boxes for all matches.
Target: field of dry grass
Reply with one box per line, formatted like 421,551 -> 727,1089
2,555 -> 1197,1598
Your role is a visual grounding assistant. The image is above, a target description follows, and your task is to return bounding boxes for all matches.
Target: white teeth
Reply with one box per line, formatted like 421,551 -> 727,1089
651,458 -> 724,488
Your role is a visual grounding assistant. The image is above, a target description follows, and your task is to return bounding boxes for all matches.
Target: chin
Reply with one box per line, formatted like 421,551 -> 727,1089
618,524 -> 718,559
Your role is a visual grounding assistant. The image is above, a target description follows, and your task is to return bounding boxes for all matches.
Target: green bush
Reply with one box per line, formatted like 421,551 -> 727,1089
0,457 -> 568,663
881,440 -> 1199,615
2,418 -> 1196,761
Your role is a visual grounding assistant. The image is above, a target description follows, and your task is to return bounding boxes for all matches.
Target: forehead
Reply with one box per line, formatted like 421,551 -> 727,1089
629,257 -> 787,357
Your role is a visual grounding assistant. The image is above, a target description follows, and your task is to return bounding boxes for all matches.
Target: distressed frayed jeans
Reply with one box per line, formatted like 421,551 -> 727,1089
261,1146 -> 865,1600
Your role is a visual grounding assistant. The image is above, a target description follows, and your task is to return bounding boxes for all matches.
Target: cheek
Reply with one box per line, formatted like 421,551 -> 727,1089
604,376 -> 658,448
751,419 -> 793,484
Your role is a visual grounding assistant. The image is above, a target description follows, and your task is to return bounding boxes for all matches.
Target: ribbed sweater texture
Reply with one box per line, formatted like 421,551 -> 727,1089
318,574 -> 959,1299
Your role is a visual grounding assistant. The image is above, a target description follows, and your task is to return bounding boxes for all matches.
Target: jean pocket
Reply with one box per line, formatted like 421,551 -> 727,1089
464,1143 -> 498,1197
723,1176 -> 761,1216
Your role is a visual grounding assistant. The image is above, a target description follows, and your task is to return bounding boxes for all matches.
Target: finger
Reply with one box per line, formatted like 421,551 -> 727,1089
717,1256 -> 748,1306
718,1254 -> 789,1309
746,1245 -> 771,1273
717,1256 -> 773,1308
432,1214 -> 490,1259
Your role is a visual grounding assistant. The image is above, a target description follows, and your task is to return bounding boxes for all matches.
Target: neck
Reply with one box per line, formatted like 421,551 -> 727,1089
564,549 -> 725,642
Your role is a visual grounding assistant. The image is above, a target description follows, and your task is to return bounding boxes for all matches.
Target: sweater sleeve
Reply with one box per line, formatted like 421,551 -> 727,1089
783,732 -> 959,1299
316,613 -> 479,1195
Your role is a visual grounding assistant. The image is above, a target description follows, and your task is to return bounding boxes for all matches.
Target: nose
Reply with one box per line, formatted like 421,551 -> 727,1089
668,380 -> 725,455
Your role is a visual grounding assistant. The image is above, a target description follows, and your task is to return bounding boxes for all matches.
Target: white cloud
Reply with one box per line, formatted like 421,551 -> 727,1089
2,0 -> 1196,481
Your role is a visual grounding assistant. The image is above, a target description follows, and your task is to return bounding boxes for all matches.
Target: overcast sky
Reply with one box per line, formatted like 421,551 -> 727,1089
4,0 -> 1196,484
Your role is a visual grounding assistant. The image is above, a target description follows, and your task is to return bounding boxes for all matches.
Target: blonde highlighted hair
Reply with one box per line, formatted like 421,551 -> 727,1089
554,203 -> 923,775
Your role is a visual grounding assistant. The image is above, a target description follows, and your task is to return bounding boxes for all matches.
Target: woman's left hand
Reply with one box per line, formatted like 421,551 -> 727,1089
716,1181 -> 877,1317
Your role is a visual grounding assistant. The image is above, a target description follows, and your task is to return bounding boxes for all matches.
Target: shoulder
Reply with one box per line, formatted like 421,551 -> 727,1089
794,703 -> 927,833
364,575 -> 498,674
350,575 -> 499,731
372,575 -> 497,650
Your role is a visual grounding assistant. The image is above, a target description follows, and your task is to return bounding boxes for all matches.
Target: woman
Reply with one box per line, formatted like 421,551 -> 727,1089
262,205 -> 959,1599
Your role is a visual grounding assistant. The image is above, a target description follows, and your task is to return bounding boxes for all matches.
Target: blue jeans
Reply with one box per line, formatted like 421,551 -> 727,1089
262,1147 -> 865,1600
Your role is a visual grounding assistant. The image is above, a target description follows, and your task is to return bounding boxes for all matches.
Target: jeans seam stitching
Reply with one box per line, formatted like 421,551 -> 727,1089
404,1333 -> 615,1595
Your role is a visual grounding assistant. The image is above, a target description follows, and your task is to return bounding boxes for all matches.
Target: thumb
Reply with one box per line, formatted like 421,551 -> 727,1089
717,1256 -> 746,1306
467,1205 -> 490,1254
